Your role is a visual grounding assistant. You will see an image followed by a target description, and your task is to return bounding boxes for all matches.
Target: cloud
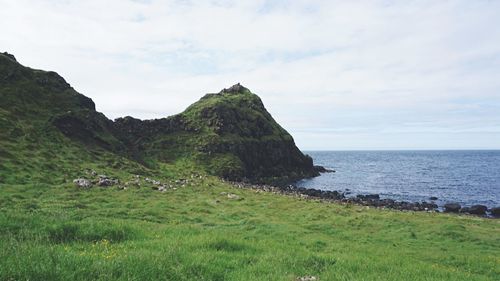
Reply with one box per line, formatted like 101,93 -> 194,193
1,0 -> 499,149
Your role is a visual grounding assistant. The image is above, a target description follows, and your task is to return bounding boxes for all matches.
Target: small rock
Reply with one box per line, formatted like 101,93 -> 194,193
158,186 -> 166,192
429,196 -> 438,201
73,178 -> 92,188
459,207 -> 470,213
468,205 -> 487,215
97,175 -> 118,187
444,202 -> 461,213
490,207 -> 500,217
227,193 -> 242,200
296,276 -> 318,281
100,179 -> 117,186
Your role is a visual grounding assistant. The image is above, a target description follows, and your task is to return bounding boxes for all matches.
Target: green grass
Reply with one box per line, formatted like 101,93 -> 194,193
1,176 -> 499,280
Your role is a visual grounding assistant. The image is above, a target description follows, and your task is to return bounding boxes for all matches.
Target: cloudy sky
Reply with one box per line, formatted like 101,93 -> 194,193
1,0 -> 499,150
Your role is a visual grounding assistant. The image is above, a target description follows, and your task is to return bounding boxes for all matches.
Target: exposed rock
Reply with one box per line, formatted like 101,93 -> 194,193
459,207 -> 470,214
468,205 -> 487,215
357,194 -> 380,200
296,276 -> 318,281
73,178 -> 92,188
220,83 -> 248,94
2,52 -> 16,61
444,203 -> 461,213
97,175 -> 118,187
145,177 -> 161,185
227,193 -> 242,200
429,196 -> 438,201
314,165 -> 335,173
490,207 -> 500,217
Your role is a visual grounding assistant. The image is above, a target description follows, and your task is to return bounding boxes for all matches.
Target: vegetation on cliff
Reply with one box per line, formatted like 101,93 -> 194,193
0,52 -> 317,185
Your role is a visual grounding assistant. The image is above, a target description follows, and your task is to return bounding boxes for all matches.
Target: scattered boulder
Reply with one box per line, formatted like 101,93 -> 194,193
97,175 -> 118,187
73,178 -> 92,188
145,177 -> 162,185
429,196 -> 438,201
490,207 -> 500,217
444,203 -> 461,213
468,205 -> 487,215
459,207 -> 470,214
227,193 -> 242,200
296,276 -> 318,281
357,194 -> 380,200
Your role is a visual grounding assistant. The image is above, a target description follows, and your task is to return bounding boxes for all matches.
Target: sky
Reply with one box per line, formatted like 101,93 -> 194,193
1,0 -> 499,150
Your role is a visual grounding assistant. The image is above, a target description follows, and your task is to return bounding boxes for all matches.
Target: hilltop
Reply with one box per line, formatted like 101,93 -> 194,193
0,52 -> 320,185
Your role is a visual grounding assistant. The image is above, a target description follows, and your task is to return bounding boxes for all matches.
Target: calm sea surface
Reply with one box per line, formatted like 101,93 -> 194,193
296,150 -> 500,207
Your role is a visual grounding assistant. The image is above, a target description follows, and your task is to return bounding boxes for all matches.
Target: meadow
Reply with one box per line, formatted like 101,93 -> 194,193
1,175 -> 498,281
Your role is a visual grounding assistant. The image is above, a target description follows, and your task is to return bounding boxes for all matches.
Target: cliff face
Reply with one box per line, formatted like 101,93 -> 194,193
115,84 -> 319,183
0,52 -> 319,184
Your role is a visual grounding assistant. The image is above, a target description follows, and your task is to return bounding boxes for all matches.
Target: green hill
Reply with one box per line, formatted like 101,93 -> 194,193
0,52 -> 319,185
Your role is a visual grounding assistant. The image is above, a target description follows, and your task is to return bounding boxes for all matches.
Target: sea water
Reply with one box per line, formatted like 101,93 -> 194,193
296,150 -> 500,207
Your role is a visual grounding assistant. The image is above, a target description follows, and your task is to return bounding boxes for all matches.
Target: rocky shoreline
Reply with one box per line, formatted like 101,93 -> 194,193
229,181 -> 500,218
71,169 -> 499,218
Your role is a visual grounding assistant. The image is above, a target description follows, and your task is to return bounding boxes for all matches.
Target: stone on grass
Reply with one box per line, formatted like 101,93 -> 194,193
296,276 -> 318,281
73,178 -> 92,188
227,193 -> 242,200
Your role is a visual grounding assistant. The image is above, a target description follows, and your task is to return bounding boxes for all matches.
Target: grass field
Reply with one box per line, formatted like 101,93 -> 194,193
1,174 -> 499,281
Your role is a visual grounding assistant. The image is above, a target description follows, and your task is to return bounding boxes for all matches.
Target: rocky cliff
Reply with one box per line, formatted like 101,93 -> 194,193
115,83 -> 320,183
0,52 -> 320,184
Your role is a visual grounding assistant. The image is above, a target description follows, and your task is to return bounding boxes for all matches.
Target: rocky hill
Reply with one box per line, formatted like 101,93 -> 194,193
0,52 -> 321,184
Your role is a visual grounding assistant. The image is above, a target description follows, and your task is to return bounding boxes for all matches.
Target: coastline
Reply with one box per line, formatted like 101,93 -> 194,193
228,180 -> 500,218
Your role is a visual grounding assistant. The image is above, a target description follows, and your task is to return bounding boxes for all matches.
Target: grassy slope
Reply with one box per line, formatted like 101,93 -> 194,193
1,177 -> 498,281
0,53 -> 138,184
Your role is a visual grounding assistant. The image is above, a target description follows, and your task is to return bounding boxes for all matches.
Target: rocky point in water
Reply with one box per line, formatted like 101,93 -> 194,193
114,83 -> 322,184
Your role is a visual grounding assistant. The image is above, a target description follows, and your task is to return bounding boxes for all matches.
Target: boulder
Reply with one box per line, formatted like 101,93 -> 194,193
444,203 -> 461,213
73,178 -> 92,188
429,196 -> 438,201
490,207 -> 500,217
314,165 -> 335,173
459,207 -> 470,214
227,193 -> 242,200
97,175 -> 118,187
296,276 -> 317,281
468,205 -> 487,215
357,194 -> 380,200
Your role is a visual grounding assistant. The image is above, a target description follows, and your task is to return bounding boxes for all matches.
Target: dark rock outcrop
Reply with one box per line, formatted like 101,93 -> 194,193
444,203 -> 461,213
2,52 -> 16,62
468,205 -> 488,215
491,207 -> 500,217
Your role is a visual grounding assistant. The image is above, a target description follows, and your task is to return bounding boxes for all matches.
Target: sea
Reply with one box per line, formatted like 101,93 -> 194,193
296,150 -> 500,208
